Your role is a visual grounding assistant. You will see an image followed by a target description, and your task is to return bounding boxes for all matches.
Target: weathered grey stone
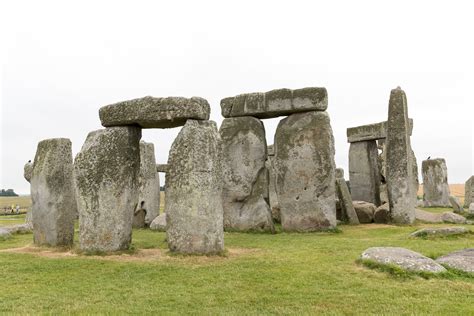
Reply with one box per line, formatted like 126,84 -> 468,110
349,141 -> 381,205
99,96 -> 210,128
422,158 -> 450,207
449,196 -> 464,213
74,127 -> 141,252
469,203 -> 474,214
335,168 -> 345,179
464,176 -> 474,208
386,87 -> 416,224
374,203 -> 390,224
415,208 -> 442,223
266,145 -> 280,223
220,117 -> 274,232
0,228 -> 11,240
361,247 -> 447,273
377,141 -> 389,204
410,148 -> 420,205
23,161 -> 33,183
441,212 -> 466,224
275,111 -> 336,232
410,227 -> 469,238
134,141 -> 160,227
156,164 -> 169,173
347,119 -> 413,143
4,224 -> 33,234
221,87 -> 327,119
150,213 -> 167,232
336,178 -> 359,224
353,201 -> 376,223
166,120 -> 224,254
436,248 -> 474,273
31,138 -> 76,246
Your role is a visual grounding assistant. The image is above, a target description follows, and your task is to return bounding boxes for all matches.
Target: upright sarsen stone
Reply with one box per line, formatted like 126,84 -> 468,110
274,111 -> 336,231
24,161 -> 33,183
422,158 -> 450,207
166,120 -> 224,254
464,176 -> 474,208
220,117 -> 274,232
386,87 -> 415,224
74,127 -> 141,252
31,138 -> 76,246
266,145 -> 281,223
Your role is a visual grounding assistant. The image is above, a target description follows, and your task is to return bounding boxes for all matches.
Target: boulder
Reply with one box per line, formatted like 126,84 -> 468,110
415,208 -> 442,223
99,96 -> 210,128
74,127 -> 141,252
441,212 -> 466,224
374,203 -> 390,224
361,247 -> 446,273
23,161 -> 33,183
220,117 -> 274,232
150,213 -> 167,232
31,138 -> 77,246
410,227 -> 469,238
274,111 -> 336,232
165,120 -> 224,254
464,176 -> 474,208
353,201 -> 376,223
449,196 -> 464,213
436,248 -> 474,273
422,158 -> 451,207
221,87 -> 327,119
335,178 -> 359,224
0,228 -> 11,240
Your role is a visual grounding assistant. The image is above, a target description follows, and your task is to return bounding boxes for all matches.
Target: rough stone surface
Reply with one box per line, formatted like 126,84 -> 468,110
410,227 -> 469,238
410,148 -> 420,205
464,176 -> 474,208
449,196 -> 464,213
374,203 -> 390,224
347,119 -> 413,143
221,87 -> 327,119
335,178 -> 359,224
134,141 -> 160,227
74,127 -> 141,252
386,87 -> 416,224
99,96 -> 210,128
353,201 -> 376,223
470,203 -> 474,214
441,212 -> 466,224
266,145 -> 280,223
415,208 -> 442,223
4,224 -> 33,234
335,168 -> 345,179
436,249 -> 474,273
349,140 -> 381,206
361,247 -> 447,273
165,120 -> 224,254
31,138 -> 76,246
23,161 -> 33,183
156,164 -> 169,173
422,158 -> 451,207
220,117 -> 274,232
274,111 -> 336,232
0,228 -> 11,240
150,213 -> 167,232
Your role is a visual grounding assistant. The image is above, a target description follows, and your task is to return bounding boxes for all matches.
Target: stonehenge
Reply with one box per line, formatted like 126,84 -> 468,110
464,176 -> 473,208
421,158 -> 450,207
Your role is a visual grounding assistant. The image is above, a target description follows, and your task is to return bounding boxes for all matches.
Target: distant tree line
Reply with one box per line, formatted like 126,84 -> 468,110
0,189 -> 19,196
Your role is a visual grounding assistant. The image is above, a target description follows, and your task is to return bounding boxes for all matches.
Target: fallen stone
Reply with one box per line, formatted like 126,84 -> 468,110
99,96 -> 210,128
410,227 -> 469,238
436,249 -> 474,273
220,117 -> 274,232
75,127 -> 141,252
221,87 -> 327,119
23,161 -> 33,183
165,120 -> 224,254
464,176 -> 474,208
374,203 -> 390,224
275,111 -> 336,232
346,119 -> 413,143
31,138 -> 77,246
156,164 -> 169,173
0,228 -> 11,240
441,212 -> 466,224
415,208 -> 442,223
422,158 -> 451,207
336,178 -> 359,224
150,213 -> 167,232
449,196 -> 464,213
3,224 -> 33,234
361,247 -> 446,273
353,201 -> 376,223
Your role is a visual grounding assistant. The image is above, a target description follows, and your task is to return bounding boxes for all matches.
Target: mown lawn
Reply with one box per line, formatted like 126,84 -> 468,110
0,219 -> 473,314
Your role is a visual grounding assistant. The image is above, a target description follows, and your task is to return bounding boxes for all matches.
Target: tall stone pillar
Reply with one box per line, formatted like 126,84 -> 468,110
465,176 -> 474,208
422,158 -> 450,207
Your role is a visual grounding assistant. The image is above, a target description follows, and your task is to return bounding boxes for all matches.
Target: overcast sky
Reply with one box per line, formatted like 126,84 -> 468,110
1,0 -> 473,194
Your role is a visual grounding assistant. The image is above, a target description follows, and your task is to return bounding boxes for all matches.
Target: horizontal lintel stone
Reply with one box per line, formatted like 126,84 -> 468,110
346,119 -> 413,143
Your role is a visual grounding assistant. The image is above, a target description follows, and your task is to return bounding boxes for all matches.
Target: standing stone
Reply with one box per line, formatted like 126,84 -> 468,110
386,87 -> 416,224
166,120 -> 224,254
275,111 -> 336,232
74,127 -> 141,252
266,145 -> 281,223
335,177 -> 359,224
464,176 -> 474,208
422,158 -> 450,207
377,140 -> 389,204
23,161 -> 33,183
133,141 -> 160,227
30,138 -> 76,246
349,141 -> 381,205
220,117 -> 274,232
411,149 -> 420,204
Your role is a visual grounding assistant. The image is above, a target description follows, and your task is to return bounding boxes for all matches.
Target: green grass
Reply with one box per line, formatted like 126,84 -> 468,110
0,223 -> 473,314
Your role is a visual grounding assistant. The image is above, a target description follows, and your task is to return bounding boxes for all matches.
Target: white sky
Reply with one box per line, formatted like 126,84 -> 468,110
1,0 -> 473,194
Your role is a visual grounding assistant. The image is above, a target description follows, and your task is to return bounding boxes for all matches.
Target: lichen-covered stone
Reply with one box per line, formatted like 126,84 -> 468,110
99,96 -> 210,128
74,127 -> 141,252
23,161 -> 33,183
410,227 -> 469,238
346,119 -> 413,143
422,158 -> 450,207
220,117 -> 274,232
348,140 -> 381,206
464,176 -> 474,208
374,203 -> 390,224
221,87 -> 327,119
436,249 -> 474,273
31,138 -> 76,246
449,196 -> 464,213
353,201 -> 376,223
266,145 -> 280,223
150,213 -> 167,231
336,178 -> 359,224
165,120 -> 224,254
441,212 -> 466,224
335,168 -> 345,179
386,87 -> 416,224
274,111 -> 336,232
156,164 -> 169,173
